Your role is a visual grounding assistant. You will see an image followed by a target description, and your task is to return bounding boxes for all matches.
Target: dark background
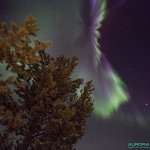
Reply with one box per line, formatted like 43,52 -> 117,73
0,0 -> 150,149
100,0 -> 150,112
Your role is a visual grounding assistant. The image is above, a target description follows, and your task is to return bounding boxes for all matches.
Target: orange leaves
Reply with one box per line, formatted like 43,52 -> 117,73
10,21 -> 20,33
0,105 -> 5,115
33,40 -> 52,52
25,16 -> 39,34
0,16 -> 94,150
0,75 -> 15,94
57,105 -> 76,120
4,75 -> 15,84
0,16 -> 52,68
7,115 -> 25,130
13,81 -> 26,88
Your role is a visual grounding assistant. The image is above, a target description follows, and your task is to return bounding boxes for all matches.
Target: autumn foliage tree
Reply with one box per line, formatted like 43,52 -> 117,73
0,16 -> 94,150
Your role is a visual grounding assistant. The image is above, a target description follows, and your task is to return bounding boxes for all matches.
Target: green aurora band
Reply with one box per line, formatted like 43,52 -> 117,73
81,0 -> 129,118
0,0 -> 129,118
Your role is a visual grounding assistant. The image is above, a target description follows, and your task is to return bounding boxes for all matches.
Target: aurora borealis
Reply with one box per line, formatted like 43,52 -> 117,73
0,0 -> 150,150
78,0 -> 129,118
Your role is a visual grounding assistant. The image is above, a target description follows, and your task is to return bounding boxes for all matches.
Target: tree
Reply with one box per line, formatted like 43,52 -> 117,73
0,16 -> 94,150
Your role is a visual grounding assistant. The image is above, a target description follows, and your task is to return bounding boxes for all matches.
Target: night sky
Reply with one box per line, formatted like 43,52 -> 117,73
100,0 -> 150,113
0,0 -> 150,150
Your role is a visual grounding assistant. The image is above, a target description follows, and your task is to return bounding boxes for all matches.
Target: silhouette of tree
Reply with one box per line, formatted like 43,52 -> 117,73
0,16 -> 94,150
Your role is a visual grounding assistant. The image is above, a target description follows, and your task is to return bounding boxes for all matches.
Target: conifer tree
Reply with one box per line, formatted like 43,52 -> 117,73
0,16 -> 94,150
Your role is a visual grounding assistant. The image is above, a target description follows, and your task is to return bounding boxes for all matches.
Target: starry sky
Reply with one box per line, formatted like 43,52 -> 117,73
0,0 -> 150,150
100,0 -> 150,113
